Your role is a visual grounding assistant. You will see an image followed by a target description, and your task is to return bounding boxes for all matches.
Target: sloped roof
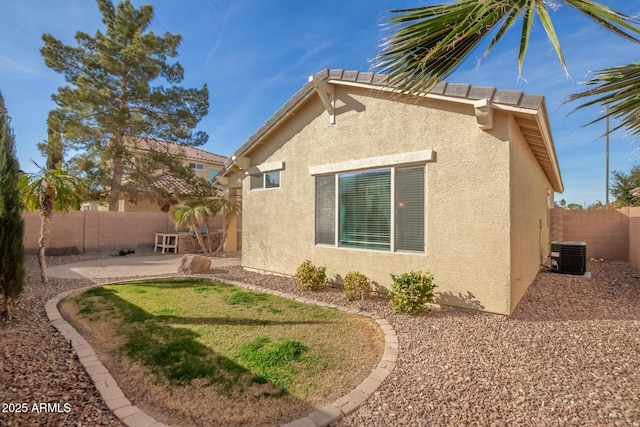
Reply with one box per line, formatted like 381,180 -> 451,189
134,172 -> 223,198
221,68 -> 563,192
127,136 -> 227,164
148,172 -> 194,195
631,187 -> 640,198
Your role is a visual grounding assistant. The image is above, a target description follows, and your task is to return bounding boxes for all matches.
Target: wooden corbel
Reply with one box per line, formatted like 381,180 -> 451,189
309,75 -> 336,124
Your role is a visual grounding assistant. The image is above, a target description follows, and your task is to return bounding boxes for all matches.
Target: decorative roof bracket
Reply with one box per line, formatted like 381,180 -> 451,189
474,98 -> 494,130
231,155 -> 250,170
309,76 -> 335,124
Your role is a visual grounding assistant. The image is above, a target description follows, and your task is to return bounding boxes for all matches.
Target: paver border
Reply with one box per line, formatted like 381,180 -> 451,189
46,275 -> 398,427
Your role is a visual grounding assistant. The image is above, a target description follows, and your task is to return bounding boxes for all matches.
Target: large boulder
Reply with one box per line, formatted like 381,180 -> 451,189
179,254 -> 212,275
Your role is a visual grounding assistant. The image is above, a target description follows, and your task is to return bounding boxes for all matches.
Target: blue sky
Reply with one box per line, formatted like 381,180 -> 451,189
1,0 -> 638,206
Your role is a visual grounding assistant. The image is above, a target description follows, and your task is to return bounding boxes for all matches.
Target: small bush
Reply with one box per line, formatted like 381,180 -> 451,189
389,270 -> 436,314
343,271 -> 372,301
295,260 -> 327,291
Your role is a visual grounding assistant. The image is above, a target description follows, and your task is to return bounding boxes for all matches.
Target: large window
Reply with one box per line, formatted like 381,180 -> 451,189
315,165 -> 425,252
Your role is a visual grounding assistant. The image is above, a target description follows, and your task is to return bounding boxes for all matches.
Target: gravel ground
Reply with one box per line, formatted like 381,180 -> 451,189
1,252 -> 639,427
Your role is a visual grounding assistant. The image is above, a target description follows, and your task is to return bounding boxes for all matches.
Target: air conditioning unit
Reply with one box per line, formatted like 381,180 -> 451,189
550,241 -> 587,275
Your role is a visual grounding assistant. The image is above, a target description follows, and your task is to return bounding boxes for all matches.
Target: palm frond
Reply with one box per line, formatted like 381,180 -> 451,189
568,62 -> 640,136
374,0 -> 640,94
565,0 -> 640,43
20,163 -> 82,213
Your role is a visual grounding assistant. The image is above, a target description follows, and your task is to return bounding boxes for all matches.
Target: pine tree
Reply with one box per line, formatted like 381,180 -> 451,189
0,90 -> 25,320
41,0 -> 209,211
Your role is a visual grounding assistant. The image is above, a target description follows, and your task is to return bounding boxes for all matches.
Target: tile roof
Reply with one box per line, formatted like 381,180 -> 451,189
229,69 -> 546,163
148,172 -> 193,195
145,172 -> 224,197
221,68 -> 562,193
631,187 -> 640,198
126,136 -> 227,164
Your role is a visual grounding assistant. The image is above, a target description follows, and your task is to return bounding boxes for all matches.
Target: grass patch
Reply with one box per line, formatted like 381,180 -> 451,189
237,337 -> 307,393
225,290 -> 268,306
65,277 -> 384,422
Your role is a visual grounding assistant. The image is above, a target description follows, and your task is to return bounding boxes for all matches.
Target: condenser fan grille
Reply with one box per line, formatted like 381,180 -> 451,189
551,241 -> 586,275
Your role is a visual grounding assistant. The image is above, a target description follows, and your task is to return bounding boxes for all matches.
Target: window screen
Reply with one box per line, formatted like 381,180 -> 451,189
250,174 -> 263,190
315,175 -> 335,244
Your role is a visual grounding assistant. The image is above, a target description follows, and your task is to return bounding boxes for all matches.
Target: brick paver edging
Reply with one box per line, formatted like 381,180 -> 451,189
45,276 -> 399,427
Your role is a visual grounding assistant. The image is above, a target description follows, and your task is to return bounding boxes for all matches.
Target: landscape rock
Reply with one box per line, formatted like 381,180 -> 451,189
1,250 -> 638,427
178,254 -> 211,274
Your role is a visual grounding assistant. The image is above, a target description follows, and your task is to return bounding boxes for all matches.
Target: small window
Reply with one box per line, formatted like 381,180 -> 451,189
189,163 -> 204,170
250,174 -> 264,190
250,171 -> 280,190
265,171 -> 280,188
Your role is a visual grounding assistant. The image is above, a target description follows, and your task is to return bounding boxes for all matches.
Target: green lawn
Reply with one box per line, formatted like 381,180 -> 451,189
69,278 -> 383,401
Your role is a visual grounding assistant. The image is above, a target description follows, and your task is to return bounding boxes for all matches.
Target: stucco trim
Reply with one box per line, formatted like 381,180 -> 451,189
245,161 -> 285,175
308,150 -> 436,175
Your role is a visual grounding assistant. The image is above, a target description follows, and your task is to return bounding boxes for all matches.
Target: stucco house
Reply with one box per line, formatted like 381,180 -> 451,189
217,69 -> 563,315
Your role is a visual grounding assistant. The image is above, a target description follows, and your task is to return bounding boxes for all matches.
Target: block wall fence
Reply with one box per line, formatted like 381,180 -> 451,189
24,211 -> 180,253
550,207 -> 640,269
22,208 -> 638,269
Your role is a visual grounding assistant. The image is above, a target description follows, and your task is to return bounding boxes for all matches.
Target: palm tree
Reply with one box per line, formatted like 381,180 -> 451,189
21,163 -> 82,283
212,196 -> 241,256
169,199 -> 217,255
374,1 -> 640,130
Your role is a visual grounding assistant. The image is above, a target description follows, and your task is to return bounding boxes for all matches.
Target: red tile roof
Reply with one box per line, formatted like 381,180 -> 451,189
126,136 -> 227,164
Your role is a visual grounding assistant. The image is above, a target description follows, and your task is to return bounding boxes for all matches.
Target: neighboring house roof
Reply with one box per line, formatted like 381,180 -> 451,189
124,136 -> 227,197
631,187 -> 640,198
126,135 -> 227,165
219,68 -> 563,193
148,172 -> 194,195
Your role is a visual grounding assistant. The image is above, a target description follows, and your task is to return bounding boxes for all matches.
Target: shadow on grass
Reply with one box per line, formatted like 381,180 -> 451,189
161,316 -> 331,327
76,284 -> 320,407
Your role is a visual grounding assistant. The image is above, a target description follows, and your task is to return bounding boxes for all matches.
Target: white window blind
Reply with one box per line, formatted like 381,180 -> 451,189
338,169 -> 391,250
314,165 -> 425,253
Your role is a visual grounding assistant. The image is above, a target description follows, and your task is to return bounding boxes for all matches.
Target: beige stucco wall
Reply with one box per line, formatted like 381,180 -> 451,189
182,159 -> 222,181
234,85 -> 527,314
507,116 -> 554,312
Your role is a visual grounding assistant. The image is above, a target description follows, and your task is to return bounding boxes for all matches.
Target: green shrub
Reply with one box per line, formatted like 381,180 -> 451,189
295,260 -> 327,291
343,271 -> 372,301
389,270 -> 436,314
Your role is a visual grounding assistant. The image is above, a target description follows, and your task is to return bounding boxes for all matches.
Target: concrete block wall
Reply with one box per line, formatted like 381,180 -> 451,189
550,207 -> 640,269
177,230 -> 243,254
630,208 -> 640,269
23,211 -> 175,252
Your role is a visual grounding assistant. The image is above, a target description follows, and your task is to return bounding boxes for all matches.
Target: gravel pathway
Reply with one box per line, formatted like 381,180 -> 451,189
1,251 -> 639,426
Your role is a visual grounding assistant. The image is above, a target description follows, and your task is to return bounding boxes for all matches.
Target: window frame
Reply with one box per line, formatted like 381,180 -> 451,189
249,170 -> 281,190
315,163 -> 427,254
189,162 -> 204,170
